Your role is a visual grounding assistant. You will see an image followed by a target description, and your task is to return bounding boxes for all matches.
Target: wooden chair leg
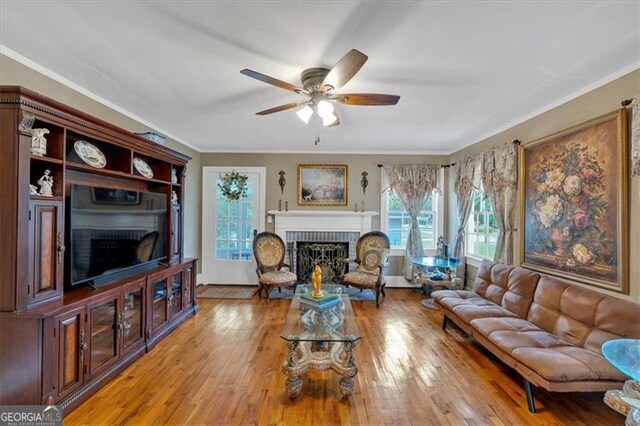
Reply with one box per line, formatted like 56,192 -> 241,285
375,289 -> 380,308
381,284 -> 386,297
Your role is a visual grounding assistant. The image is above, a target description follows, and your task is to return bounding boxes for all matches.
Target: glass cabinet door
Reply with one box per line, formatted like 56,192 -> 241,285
152,278 -> 168,330
170,272 -> 183,317
184,265 -> 193,309
89,298 -> 118,375
121,286 -> 144,351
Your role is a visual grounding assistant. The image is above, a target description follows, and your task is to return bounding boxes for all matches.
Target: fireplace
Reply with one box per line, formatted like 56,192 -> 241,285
296,241 -> 349,284
268,209 -> 379,283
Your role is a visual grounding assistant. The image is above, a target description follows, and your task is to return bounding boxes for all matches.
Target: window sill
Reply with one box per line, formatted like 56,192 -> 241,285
464,255 -> 491,268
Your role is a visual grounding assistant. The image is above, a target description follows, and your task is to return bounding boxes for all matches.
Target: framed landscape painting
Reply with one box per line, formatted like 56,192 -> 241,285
298,164 -> 348,206
519,109 -> 629,293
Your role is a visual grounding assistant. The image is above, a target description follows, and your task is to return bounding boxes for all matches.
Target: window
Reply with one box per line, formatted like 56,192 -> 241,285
466,187 -> 498,259
215,180 -> 254,260
381,190 -> 439,250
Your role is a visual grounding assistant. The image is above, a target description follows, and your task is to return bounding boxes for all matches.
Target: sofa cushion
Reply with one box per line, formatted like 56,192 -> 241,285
470,317 -> 569,353
432,289 -> 481,310
527,276 -> 640,353
471,317 -> 627,382
511,346 -> 628,382
433,289 -> 519,321
472,261 -> 512,304
453,304 -> 518,323
471,260 -> 540,319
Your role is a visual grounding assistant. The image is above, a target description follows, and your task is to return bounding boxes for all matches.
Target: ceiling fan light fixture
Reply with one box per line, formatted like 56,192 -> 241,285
296,105 -> 313,124
317,99 -> 334,118
322,113 -> 338,127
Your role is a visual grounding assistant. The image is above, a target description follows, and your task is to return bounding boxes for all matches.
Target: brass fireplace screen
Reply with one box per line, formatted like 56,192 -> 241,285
295,241 -> 349,284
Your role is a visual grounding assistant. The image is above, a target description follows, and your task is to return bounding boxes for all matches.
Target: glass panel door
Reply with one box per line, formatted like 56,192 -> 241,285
89,299 -> 118,375
122,287 -> 144,350
170,272 -> 183,317
215,181 -> 255,261
202,167 -> 266,285
152,278 -> 168,329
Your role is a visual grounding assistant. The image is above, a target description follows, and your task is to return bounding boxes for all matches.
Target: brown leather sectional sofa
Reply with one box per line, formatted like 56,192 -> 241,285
432,260 -> 640,413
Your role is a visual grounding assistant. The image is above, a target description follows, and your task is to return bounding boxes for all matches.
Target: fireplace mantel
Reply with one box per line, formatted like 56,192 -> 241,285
267,210 -> 378,242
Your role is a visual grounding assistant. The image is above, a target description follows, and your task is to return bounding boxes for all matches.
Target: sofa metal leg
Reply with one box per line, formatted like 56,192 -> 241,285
441,315 -> 448,331
523,379 -> 536,413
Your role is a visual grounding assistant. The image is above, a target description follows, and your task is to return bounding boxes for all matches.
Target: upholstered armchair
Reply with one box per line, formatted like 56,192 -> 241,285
252,232 -> 297,302
341,231 -> 390,307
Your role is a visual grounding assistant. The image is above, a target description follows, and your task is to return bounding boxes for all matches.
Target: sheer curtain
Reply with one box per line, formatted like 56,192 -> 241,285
452,155 -> 481,258
384,165 -> 440,280
481,142 -> 518,264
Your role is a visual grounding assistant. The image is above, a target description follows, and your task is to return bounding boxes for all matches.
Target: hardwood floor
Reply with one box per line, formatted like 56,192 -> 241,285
66,289 -> 622,425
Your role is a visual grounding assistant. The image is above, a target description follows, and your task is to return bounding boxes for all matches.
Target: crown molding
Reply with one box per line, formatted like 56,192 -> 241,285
0,45 -> 202,153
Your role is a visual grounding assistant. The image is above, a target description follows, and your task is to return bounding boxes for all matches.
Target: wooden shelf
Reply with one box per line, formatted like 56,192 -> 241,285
30,195 -> 63,202
30,155 -> 64,165
66,162 -> 171,185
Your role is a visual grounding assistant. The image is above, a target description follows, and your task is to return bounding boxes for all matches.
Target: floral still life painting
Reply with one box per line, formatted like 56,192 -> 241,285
520,109 -> 628,293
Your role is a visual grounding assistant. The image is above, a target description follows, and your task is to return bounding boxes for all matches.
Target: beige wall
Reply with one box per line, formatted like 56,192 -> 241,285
0,54 -> 202,262
201,153 -> 449,275
449,70 -> 640,302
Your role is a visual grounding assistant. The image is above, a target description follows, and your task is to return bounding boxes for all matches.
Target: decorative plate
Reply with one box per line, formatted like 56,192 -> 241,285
74,140 -> 107,168
133,157 -> 154,179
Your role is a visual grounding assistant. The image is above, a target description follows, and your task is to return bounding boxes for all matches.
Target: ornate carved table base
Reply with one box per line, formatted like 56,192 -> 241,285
604,380 -> 640,426
283,340 -> 358,399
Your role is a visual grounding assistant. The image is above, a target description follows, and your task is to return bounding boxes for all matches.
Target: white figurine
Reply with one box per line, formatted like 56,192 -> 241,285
37,169 -> 54,197
171,191 -> 178,205
30,128 -> 50,157
29,184 -> 38,196
171,168 -> 178,184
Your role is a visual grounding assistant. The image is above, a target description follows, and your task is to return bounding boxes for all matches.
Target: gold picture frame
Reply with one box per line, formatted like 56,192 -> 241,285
298,164 -> 348,206
518,109 -> 629,293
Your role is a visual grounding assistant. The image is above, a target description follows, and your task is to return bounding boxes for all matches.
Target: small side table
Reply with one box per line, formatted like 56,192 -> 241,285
419,277 -> 463,310
601,339 -> 640,425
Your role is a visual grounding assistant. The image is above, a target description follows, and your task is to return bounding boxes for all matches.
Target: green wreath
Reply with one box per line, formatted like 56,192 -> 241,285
218,171 -> 249,201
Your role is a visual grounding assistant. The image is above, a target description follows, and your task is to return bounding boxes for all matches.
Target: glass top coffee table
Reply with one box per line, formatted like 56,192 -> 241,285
280,285 -> 360,399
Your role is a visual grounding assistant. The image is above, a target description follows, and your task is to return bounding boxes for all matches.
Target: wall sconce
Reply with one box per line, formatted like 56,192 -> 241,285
361,171 -> 369,195
278,170 -> 286,194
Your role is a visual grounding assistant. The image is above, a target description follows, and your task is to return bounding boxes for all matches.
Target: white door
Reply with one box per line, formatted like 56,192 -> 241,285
202,167 -> 266,285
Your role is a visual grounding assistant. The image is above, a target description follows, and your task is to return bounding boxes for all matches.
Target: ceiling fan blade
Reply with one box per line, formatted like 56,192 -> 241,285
240,69 -> 302,92
334,93 -> 400,106
321,49 -> 368,91
255,100 -> 307,115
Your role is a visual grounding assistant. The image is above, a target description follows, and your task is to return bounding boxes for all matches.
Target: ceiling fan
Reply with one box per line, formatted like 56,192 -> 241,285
240,49 -> 400,128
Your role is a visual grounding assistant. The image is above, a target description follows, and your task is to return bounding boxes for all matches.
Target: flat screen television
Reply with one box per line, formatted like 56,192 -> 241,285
67,184 -> 167,288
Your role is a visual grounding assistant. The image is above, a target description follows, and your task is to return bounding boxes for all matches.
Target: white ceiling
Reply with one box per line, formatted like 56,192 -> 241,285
1,1 -> 639,154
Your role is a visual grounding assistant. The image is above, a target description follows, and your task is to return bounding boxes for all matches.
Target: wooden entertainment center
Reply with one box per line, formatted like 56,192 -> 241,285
0,86 -> 198,412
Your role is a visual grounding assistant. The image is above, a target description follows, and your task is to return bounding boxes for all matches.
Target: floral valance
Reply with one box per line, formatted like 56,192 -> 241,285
383,164 -> 441,197
454,154 -> 481,199
482,142 -> 518,194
